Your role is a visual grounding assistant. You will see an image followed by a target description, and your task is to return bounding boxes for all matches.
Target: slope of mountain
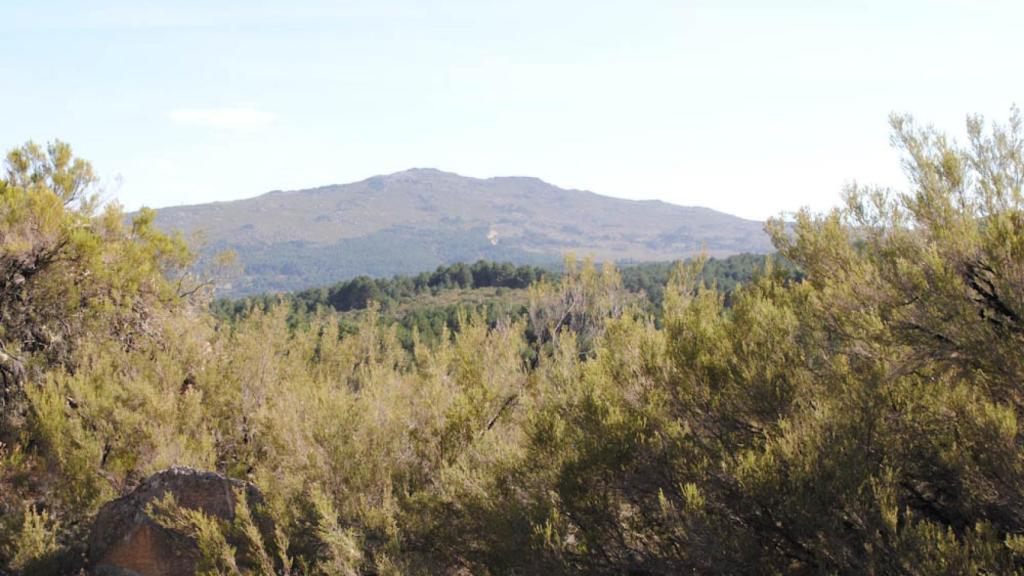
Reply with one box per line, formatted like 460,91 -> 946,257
153,168 -> 773,295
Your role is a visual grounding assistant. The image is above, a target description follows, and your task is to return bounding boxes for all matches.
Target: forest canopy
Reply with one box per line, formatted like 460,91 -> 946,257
2,109 -> 1024,575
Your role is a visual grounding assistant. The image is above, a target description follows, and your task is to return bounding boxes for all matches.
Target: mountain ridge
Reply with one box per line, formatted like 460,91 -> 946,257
149,168 -> 773,295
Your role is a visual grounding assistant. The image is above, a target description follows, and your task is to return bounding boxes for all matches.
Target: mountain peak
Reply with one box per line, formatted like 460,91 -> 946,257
378,167 -> 460,180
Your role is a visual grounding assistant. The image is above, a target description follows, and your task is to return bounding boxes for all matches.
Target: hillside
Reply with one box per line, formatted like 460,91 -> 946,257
152,169 -> 772,295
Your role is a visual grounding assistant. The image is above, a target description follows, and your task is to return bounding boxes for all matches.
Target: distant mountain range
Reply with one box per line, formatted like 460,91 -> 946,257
151,168 -> 773,295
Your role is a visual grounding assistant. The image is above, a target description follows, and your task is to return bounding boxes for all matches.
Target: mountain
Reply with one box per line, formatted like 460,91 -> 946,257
152,168 -> 773,295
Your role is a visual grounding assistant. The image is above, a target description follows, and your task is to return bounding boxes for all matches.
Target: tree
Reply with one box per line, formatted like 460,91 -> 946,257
0,141 -> 192,399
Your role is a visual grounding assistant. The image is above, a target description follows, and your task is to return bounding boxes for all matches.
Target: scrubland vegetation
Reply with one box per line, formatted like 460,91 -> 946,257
3,110 -> 1024,574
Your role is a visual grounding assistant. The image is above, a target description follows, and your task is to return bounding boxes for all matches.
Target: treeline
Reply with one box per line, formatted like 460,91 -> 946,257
213,253 -> 786,330
212,261 -> 549,347
4,110 -> 1024,575
213,260 -> 548,318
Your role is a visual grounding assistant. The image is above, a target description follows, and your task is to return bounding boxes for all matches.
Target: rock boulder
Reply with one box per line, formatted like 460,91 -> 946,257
89,467 -> 272,576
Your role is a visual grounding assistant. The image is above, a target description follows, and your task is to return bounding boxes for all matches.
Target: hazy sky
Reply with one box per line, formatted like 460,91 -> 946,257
2,0 -> 1021,220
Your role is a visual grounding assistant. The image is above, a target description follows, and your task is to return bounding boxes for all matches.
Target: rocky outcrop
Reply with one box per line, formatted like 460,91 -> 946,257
89,467 -> 272,576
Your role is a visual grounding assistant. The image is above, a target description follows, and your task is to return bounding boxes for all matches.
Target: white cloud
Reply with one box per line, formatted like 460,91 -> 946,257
167,106 -> 274,129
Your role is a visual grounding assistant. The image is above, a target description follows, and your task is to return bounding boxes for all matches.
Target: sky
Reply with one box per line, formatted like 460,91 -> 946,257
2,0 -> 1022,221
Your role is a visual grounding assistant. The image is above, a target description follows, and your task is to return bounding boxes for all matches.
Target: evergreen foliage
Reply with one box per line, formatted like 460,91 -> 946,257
210,254 -> 780,350
2,110 -> 1023,574
212,260 -> 549,318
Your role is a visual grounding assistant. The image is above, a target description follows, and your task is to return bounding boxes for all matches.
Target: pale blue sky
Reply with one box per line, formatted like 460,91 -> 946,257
2,0 -> 1021,220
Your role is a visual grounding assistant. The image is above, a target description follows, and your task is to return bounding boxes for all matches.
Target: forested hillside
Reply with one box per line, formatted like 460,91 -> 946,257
3,110 -> 1024,574
148,169 -> 773,295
